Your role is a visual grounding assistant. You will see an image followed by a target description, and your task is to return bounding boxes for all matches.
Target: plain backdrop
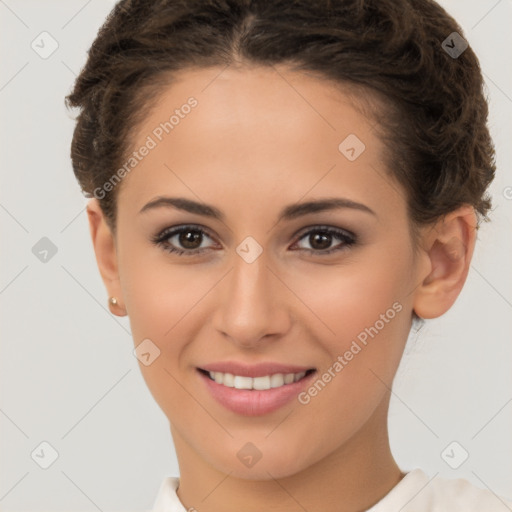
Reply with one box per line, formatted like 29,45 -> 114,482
1,1 -> 511,511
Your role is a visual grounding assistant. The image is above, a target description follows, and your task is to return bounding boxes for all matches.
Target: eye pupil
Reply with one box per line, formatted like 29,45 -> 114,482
180,230 -> 202,249
310,232 -> 331,250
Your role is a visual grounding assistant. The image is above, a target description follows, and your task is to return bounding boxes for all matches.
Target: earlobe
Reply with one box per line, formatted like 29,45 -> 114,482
86,199 -> 127,317
413,205 -> 477,320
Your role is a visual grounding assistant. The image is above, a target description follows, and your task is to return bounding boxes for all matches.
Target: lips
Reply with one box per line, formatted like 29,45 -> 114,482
197,365 -> 318,416
195,361 -> 318,415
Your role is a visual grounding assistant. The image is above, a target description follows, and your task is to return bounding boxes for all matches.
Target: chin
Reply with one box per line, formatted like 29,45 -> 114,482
207,441 -> 314,481
222,460 -> 305,481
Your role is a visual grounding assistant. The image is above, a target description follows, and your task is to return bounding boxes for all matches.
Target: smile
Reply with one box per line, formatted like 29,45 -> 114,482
202,369 -> 315,390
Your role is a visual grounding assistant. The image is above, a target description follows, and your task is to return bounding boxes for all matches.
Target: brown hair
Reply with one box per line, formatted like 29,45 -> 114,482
65,0 -> 496,244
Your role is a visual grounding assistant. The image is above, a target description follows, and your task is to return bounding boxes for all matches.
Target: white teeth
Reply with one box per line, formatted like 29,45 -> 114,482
222,373 -> 235,387
270,373 -> 284,388
253,376 -> 270,390
233,376 -> 252,389
207,370 -> 310,390
284,373 -> 295,384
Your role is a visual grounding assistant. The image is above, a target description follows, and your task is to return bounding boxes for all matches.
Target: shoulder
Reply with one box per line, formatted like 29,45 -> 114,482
368,468 -> 512,512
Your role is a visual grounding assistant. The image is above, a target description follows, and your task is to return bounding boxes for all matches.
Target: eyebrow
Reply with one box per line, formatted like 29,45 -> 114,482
139,196 -> 377,221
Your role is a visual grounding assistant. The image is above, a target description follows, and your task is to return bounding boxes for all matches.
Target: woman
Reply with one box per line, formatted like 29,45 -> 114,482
65,0 -> 511,510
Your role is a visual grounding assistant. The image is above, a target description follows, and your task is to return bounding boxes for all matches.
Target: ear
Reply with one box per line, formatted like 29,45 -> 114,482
86,198 -> 127,317
413,205 -> 477,320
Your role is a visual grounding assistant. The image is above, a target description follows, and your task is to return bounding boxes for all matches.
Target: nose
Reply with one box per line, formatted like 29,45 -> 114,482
211,249 -> 292,349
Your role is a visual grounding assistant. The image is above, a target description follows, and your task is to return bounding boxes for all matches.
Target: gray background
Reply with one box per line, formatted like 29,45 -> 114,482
1,0 -> 511,510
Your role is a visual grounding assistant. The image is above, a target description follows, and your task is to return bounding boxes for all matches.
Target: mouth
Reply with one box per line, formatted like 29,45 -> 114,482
197,365 -> 318,416
197,367 -> 316,391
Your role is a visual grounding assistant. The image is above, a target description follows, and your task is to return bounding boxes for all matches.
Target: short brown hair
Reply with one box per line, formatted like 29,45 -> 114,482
65,0 -> 496,240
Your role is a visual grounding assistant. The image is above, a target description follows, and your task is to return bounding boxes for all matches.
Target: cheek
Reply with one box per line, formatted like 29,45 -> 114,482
293,288 -> 408,452
116,242 -> 192,394
290,245 -> 412,402
119,237 -> 203,342
291,248 -> 411,343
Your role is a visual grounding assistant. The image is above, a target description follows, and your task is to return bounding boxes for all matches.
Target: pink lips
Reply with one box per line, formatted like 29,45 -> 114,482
197,361 -> 316,416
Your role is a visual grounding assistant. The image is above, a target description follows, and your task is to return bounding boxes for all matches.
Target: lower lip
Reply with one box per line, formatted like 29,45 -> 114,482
197,369 -> 317,416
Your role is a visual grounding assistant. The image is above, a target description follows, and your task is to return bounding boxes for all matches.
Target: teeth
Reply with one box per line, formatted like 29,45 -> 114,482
233,376 -> 253,389
208,370 -> 309,390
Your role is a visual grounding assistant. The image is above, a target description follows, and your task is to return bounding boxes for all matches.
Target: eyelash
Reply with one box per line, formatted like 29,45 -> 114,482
151,224 -> 357,257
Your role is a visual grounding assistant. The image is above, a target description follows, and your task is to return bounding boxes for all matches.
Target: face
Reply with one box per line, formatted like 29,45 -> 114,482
94,65 -> 432,479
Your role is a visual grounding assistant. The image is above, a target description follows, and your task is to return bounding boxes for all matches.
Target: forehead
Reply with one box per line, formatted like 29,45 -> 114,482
118,65 -> 403,221
134,65 -> 377,145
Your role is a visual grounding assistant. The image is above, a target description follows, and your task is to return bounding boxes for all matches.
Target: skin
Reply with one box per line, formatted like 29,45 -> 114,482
87,65 -> 477,512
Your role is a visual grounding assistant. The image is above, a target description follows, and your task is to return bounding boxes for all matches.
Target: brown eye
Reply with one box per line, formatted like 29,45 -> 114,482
152,225 -> 217,256
293,226 -> 356,255
179,229 -> 204,249
308,232 -> 333,250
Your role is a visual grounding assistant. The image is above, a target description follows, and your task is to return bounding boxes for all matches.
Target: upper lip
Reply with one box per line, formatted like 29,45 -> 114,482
198,361 -> 315,378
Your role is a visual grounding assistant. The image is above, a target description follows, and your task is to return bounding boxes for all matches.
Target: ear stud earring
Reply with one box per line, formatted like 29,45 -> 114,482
109,296 -> 118,307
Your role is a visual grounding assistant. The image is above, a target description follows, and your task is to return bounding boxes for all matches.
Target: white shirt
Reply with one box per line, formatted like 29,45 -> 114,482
150,468 -> 512,511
